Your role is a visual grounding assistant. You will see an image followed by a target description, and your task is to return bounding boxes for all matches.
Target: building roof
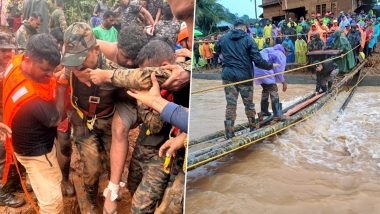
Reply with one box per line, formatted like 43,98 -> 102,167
259,0 -> 281,8
216,20 -> 233,28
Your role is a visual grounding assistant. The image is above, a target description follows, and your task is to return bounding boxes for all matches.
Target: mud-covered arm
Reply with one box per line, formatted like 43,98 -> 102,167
111,67 -> 171,90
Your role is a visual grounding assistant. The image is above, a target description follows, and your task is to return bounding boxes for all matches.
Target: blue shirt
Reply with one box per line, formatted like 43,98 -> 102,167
160,102 -> 188,133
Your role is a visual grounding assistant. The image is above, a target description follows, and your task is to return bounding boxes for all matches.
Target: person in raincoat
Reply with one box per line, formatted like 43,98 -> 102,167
330,20 -> 340,32
308,24 -> 322,42
264,21 -> 273,45
255,32 -> 266,50
282,36 -> 295,63
346,23 -> 362,60
365,24 -> 374,56
339,16 -> 350,31
327,31 -> 335,47
295,34 -> 307,64
253,44 -> 288,121
368,18 -> 380,55
330,31 -> 356,73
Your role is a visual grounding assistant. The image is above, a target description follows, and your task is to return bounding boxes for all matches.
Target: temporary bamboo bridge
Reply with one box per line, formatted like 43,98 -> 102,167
187,60 -> 368,171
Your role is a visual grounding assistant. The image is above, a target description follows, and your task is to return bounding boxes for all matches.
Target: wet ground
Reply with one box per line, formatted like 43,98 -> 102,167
186,77 -> 380,214
0,129 -> 139,214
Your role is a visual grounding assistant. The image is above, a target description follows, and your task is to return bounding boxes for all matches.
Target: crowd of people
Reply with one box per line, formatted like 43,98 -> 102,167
211,9 -> 380,140
195,10 -> 380,72
0,0 -> 193,214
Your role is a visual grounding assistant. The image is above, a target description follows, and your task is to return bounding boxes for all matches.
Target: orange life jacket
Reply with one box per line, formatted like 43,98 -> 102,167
2,54 -> 56,184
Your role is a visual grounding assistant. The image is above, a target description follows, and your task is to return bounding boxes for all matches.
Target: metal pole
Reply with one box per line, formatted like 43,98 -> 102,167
254,0 -> 258,20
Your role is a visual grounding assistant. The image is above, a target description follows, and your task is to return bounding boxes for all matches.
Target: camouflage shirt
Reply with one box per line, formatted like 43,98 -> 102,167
105,58 -> 164,133
15,21 -> 38,50
49,8 -> 67,32
120,0 -> 142,29
308,38 -> 325,51
111,59 -> 191,134
154,20 -> 181,47
147,0 -> 163,20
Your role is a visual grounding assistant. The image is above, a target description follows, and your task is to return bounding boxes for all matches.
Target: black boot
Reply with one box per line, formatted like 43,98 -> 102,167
224,120 -> 235,139
84,183 -> 98,214
0,188 -> 25,208
327,81 -> 333,93
260,100 -> 271,117
272,101 -> 284,121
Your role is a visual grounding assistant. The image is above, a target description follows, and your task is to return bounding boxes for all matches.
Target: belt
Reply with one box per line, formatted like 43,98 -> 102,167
69,71 -> 115,130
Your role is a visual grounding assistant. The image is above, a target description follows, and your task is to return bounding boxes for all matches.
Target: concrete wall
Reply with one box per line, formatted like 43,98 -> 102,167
263,4 -> 286,19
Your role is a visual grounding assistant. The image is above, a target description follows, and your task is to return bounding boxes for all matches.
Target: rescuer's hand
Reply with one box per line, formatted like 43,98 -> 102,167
0,123 -> 12,141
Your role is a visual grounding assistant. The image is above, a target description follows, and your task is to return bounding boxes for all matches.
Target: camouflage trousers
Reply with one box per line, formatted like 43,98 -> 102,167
69,111 -> 112,187
261,84 -> 280,105
223,80 -> 256,121
128,144 -> 170,214
155,170 -> 184,214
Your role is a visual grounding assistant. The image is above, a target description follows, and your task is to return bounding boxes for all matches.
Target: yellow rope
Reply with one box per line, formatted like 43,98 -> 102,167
188,63 -> 367,170
192,44 -> 360,95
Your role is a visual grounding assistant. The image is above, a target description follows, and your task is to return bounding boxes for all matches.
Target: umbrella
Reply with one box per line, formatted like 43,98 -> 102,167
194,29 -> 203,37
354,4 -> 380,13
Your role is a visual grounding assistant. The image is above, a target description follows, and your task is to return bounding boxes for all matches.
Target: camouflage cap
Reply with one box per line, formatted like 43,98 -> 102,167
62,22 -> 96,67
0,32 -> 16,49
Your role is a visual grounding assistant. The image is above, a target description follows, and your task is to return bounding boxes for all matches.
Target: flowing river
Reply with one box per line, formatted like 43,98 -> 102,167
186,79 -> 380,214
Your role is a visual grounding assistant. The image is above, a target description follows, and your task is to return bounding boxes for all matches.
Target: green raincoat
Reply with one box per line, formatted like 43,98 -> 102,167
330,31 -> 356,73
295,38 -> 307,64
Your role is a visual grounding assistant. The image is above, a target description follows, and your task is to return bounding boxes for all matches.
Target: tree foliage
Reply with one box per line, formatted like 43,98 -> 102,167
195,0 -> 257,36
61,0 -> 115,25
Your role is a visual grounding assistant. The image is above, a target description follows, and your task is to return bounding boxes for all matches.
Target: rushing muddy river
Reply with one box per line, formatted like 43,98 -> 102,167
186,79 -> 380,214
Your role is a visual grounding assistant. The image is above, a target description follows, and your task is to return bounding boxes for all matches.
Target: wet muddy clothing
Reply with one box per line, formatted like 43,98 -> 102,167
128,143 -> 170,214
68,54 -> 118,188
15,145 -> 63,214
12,98 -> 59,156
316,61 -> 339,93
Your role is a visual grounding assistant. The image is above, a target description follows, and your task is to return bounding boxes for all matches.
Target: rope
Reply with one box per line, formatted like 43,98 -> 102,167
195,33 -> 311,43
192,44 -> 361,95
188,61 -> 366,170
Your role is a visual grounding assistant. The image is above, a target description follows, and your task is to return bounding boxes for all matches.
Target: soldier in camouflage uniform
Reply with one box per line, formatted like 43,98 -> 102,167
61,22 -> 121,213
91,39 -> 189,214
49,0 -> 67,33
153,3 -> 181,47
215,21 -> 276,139
120,0 -> 155,29
307,32 -> 325,51
15,12 -> 42,50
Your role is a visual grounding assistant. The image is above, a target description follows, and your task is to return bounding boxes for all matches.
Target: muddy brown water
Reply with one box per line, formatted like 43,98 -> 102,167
186,79 -> 380,214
